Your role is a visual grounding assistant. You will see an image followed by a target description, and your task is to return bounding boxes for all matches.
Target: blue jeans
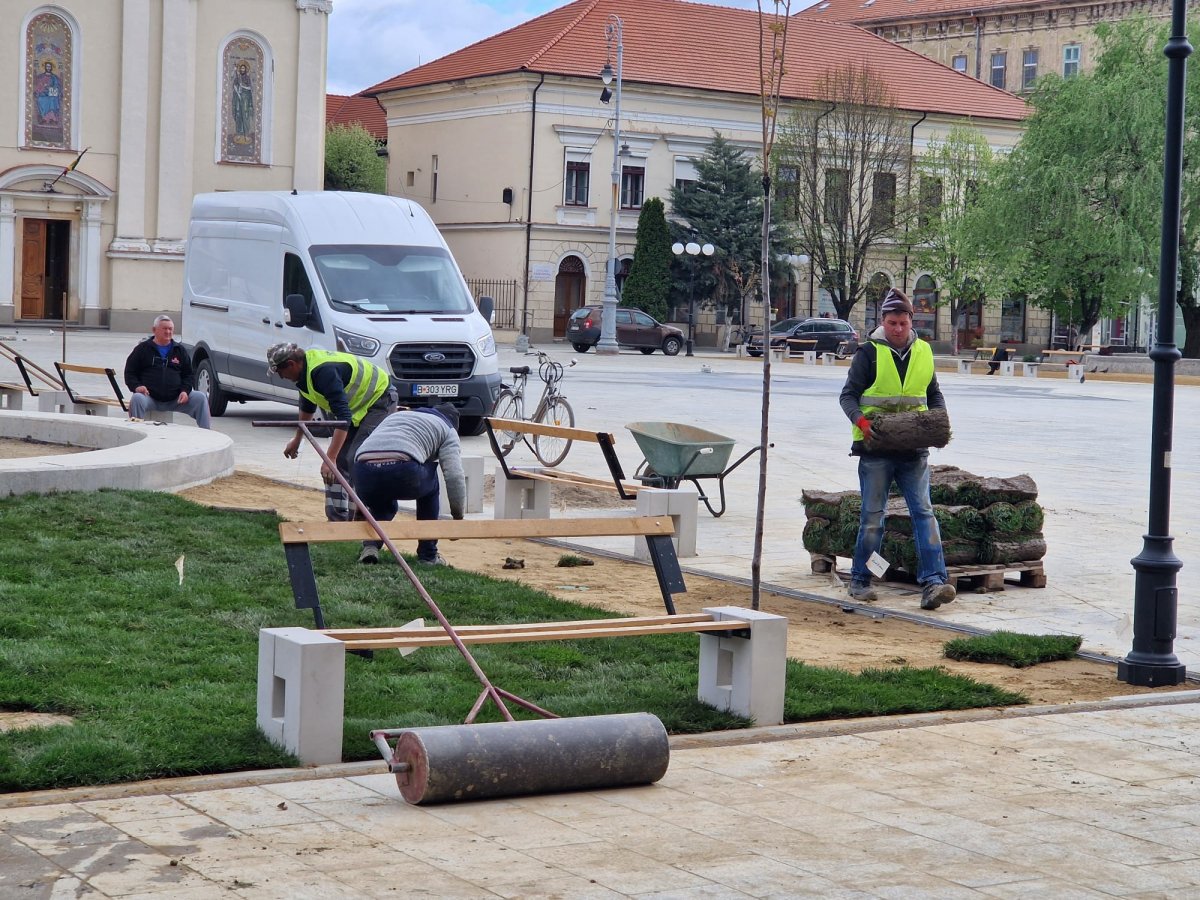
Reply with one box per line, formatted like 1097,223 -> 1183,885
129,391 -> 211,429
851,452 -> 947,587
352,458 -> 441,561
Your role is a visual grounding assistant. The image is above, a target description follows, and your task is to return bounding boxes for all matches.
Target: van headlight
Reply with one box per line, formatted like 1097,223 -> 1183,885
476,334 -> 496,357
333,327 -> 380,357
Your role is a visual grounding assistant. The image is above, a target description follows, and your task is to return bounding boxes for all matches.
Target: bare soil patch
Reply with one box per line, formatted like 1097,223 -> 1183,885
0,436 -> 88,459
176,472 -> 1186,708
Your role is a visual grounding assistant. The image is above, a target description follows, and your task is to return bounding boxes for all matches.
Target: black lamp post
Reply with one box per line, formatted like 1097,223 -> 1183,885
1118,0 -> 1190,686
672,240 -> 714,357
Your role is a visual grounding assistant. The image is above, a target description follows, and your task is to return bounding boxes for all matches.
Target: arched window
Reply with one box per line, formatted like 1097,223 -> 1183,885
913,274 -> 939,340
24,10 -> 74,149
615,257 -> 633,297
219,35 -> 269,164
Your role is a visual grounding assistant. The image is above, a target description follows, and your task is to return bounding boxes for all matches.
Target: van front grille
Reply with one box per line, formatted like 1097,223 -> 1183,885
389,343 -> 476,380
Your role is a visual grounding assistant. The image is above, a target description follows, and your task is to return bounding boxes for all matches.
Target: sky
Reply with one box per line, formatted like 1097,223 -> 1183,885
326,0 -> 776,96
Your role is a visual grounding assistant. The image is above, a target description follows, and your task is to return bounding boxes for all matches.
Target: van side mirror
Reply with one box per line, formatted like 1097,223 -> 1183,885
477,295 -> 495,324
284,294 -> 309,327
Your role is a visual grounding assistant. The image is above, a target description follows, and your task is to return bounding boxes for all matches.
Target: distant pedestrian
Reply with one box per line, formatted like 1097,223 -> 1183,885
986,345 -> 1010,375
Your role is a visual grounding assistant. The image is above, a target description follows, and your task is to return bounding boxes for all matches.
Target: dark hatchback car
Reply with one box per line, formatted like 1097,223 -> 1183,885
747,317 -> 858,358
567,306 -> 685,355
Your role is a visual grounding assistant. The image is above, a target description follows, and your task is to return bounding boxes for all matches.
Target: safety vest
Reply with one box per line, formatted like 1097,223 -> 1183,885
299,349 -> 389,427
851,339 -> 934,442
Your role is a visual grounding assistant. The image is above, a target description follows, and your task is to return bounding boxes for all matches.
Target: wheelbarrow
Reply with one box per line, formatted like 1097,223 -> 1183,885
626,421 -> 763,517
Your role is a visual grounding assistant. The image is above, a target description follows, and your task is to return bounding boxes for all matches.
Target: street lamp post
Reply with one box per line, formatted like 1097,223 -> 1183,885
1118,0 -> 1190,686
596,15 -> 623,356
672,240 -> 715,357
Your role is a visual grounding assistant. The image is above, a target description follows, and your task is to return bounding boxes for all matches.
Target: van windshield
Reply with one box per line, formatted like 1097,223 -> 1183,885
309,245 -> 474,315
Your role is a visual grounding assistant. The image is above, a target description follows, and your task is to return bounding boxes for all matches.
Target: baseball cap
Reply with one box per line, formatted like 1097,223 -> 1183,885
880,289 -> 914,316
267,342 -> 299,369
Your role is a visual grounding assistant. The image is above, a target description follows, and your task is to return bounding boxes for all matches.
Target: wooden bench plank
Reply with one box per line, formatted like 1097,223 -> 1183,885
487,417 -> 615,443
325,617 -> 751,650
324,612 -> 720,641
54,362 -> 127,411
279,515 -> 673,544
509,467 -> 642,495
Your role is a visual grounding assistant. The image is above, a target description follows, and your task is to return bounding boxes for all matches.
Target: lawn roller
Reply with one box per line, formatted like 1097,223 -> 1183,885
626,421 -> 763,517
254,418 -> 672,805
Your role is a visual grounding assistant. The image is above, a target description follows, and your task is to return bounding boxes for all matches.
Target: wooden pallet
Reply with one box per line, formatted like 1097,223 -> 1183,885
809,554 -> 1046,591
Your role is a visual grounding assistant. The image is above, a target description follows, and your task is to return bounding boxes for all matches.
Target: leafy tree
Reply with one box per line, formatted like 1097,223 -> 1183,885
968,19 -> 1163,344
324,123 -> 386,194
774,63 -> 912,320
910,127 -> 997,352
668,134 -> 783,325
621,198 -> 672,321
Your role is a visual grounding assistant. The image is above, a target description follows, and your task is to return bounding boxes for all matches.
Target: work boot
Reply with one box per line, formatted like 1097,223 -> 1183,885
847,581 -> 877,602
358,544 -> 380,565
921,581 -> 956,610
417,554 -> 448,567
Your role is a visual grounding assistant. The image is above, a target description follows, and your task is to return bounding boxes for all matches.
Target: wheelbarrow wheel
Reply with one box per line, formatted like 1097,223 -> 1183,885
534,397 -> 574,466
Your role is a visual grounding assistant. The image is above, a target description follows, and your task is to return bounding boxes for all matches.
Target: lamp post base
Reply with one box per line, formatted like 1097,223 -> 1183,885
1116,658 -> 1188,686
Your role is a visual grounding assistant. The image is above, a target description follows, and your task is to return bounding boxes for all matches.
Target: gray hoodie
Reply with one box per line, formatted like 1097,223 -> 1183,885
355,410 -> 467,518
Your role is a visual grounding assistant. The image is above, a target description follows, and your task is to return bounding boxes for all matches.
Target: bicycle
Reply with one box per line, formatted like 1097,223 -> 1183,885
491,350 -> 576,466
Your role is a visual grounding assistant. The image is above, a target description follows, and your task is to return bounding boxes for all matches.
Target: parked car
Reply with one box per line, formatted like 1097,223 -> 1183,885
567,306 -> 685,355
747,317 -> 858,358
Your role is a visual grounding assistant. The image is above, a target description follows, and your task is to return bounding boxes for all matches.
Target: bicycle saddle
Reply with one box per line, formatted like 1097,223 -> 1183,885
509,366 -> 531,375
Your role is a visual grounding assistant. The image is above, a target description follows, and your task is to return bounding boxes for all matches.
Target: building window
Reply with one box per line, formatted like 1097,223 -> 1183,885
673,157 -> 698,197
620,165 -> 644,209
1063,45 -> 1081,78
919,176 -> 943,228
1022,49 -> 1038,90
565,160 -> 590,206
871,172 -> 896,230
951,54 -> 967,74
431,154 -> 438,203
1001,295 -> 1026,342
25,11 -> 74,149
913,274 -> 938,340
824,168 -> 849,224
776,165 -> 799,219
990,52 -> 1006,90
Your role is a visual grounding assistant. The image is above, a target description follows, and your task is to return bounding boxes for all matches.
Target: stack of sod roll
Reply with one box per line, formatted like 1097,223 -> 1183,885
802,465 -> 1046,574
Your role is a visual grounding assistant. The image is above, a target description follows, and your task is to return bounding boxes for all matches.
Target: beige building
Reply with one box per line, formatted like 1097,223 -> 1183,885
799,0 -> 1176,95
0,0 -> 330,331
366,0 -> 1043,350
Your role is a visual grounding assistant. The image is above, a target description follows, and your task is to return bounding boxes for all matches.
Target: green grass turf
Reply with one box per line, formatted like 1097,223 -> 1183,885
943,631 -> 1084,668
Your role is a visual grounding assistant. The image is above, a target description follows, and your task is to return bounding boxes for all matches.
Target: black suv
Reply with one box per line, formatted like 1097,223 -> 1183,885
566,306 -> 685,355
747,317 -> 858,358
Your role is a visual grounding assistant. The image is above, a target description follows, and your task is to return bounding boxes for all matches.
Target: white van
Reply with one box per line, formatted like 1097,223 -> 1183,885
181,191 -> 500,434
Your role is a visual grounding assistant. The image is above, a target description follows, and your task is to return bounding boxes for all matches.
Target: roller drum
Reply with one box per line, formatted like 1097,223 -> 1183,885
391,712 -> 670,805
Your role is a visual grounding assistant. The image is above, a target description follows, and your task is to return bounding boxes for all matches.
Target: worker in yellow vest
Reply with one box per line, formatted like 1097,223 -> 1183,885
838,289 -> 956,611
267,343 -> 397,521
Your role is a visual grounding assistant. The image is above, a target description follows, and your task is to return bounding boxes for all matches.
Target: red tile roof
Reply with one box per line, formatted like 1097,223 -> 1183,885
325,93 -> 387,141
798,0 -> 1065,26
364,0 -> 1027,121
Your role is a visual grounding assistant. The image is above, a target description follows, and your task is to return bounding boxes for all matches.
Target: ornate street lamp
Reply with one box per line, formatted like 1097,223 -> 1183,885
596,15 -> 624,355
672,241 -> 714,356
1119,0 -> 1190,686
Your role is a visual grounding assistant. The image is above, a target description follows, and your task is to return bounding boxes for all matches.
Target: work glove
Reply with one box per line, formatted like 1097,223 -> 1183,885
856,415 -> 873,441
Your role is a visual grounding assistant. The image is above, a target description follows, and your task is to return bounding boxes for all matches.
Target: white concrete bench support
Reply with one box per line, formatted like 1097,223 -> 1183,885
1068,364 -> 1085,382
256,627 -> 345,765
0,386 -> 25,410
1022,363 -> 1039,378
821,353 -> 837,366
635,485 -> 698,558
494,465 -> 551,519
440,455 -> 484,515
698,606 -> 788,726
956,359 -> 976,375
997,360 -> 1016,376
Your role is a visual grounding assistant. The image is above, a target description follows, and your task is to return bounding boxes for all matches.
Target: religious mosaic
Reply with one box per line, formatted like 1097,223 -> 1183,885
25,11 -> 72,149
220,37 -> 264,163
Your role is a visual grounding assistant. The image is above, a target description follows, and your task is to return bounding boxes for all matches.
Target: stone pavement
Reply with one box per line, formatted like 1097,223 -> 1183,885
3,326 -> 1200,897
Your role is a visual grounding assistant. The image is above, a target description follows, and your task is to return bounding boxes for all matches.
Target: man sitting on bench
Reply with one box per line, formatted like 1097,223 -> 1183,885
124,315 -> 211,427
986,345 -> 1010,375
352,404 -> 467,566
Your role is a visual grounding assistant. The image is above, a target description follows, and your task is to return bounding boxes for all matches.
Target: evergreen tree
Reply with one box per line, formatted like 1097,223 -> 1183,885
621,198 -> 672,321
669,134 -> 781,324
324,123 -> 387,194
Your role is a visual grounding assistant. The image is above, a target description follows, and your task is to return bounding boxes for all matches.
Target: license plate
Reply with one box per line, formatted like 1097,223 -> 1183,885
413,383 -> 459,397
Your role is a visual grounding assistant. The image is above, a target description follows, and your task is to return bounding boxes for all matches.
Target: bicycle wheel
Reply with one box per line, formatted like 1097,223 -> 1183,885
490,387 -> 523,457
533,396 -> 574,467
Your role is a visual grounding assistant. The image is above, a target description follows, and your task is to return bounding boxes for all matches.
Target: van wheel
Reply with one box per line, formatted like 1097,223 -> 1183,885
194,358 -> 228,417
458,416 -> 487,437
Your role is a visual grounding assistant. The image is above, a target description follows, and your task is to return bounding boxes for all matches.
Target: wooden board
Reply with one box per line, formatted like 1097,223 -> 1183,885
279,515 -> 675,544
510,467 -> 641,494
324,612 -> 719,641
809,553 -> 1046,590
323,615 -> 751,650
487,417 -> 615,443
